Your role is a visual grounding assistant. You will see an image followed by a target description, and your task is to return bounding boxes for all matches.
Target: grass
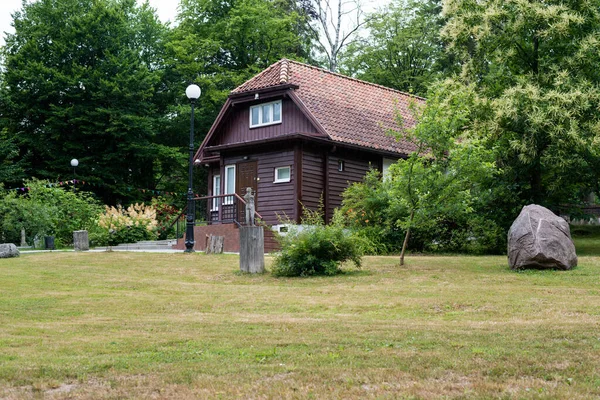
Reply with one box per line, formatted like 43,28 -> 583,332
572,225 -> 600,256
0,247 -> 599,398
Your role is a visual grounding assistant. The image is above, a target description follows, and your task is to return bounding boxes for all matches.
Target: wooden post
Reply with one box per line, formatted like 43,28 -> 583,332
206,235 -> 224,254
239,226 -> 265,273
73,230 -> 89,251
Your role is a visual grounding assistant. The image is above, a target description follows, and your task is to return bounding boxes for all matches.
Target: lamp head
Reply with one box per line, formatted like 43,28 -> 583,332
186,84 -> 201,100
70,159 -> 79,167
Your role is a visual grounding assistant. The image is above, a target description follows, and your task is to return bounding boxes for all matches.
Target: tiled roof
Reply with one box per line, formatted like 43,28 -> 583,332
232,59 -> 424,155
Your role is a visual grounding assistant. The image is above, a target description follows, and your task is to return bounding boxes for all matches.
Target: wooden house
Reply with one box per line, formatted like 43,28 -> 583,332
178,59 -> 424,252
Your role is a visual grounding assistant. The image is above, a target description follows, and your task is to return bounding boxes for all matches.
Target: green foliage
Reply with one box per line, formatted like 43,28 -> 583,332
0,0 -> 175,204
340,170 -> 403,254
340,81 -> 506,256
441,0 -> 600,208
271,207 -> 364,277
342,0 -> 455,96
0,179 -> 103,246
151,197 -> 181,240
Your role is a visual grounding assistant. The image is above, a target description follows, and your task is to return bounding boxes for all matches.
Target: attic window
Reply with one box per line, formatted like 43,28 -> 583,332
250,100 -> 282,128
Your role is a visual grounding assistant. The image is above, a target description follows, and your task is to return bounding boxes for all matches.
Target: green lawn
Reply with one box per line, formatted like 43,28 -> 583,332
1,249 -> 599,399
572,225 -> 600,256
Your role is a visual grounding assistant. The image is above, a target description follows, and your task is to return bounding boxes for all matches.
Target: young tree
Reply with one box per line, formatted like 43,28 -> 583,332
1,0 -> 172,204
388,81 -> 496,264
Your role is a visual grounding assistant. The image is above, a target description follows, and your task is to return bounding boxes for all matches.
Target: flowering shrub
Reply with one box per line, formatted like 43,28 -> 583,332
97,203 -> 158,245
151,197 -> 181,240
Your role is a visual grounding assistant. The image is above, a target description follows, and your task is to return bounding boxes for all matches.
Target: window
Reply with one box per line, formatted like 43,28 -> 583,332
212,175 -> 221,210
250,100 -> 282,128
274,166 -> 291,183
224,165 -> 235,204
382,158 -> 396,181
338,160 -> 345,172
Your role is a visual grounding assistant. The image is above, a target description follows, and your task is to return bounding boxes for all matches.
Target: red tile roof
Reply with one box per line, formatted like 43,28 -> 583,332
232,59 -> 424,155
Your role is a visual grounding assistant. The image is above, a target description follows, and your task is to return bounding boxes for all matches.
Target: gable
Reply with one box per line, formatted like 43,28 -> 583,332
208,97 -> 320,148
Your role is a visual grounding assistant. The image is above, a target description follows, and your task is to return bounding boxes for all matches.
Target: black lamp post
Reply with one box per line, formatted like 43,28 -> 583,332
70,158 -> 79,193
185,84 -> 201,252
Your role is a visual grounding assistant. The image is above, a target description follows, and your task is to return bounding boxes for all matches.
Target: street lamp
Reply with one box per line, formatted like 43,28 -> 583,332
185,84 -> 201,253
70,158 -> 79,193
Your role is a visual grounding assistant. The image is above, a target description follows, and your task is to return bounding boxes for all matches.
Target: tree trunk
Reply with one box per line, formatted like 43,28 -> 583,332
399,210 -> 414,266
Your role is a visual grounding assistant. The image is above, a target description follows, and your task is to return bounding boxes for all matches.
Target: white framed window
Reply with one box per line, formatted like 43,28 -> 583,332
250,100 -> 282,128
212,175 -> 221,210
224,165 -> 235,205
274,166 -> 291,183
338,160 -> 345,172
382,157 -> 396,181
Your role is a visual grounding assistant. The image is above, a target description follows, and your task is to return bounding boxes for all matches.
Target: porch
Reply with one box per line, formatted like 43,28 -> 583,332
171,193 -> 279,253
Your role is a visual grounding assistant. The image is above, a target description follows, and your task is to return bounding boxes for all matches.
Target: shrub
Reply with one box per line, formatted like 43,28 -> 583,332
0,179 -> 103,247
271,207 -> 364,277
151,197 -> 181,240
339,170 -> 508,255
97,203 -> 158,245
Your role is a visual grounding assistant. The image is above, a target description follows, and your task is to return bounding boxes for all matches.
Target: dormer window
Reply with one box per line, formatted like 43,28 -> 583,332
250,100 -> 282,128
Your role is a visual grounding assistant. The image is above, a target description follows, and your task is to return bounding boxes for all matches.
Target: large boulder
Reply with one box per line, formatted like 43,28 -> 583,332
0,243 -> 20,258
508,205 -> 577,270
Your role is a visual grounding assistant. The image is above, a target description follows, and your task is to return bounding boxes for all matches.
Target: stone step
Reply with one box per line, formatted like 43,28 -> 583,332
110,245 -> 174,250
112,240 -> 175,248
91,239 -> 179,252
134,240 -> 174,245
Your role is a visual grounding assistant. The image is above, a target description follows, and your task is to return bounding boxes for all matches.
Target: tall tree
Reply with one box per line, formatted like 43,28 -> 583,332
1,0 -> 172,204
307,0 -> 372,72
441,0 -> 600,209
342,0 -> 455,96
161,0 -> 315,198
0,72 -> 25,183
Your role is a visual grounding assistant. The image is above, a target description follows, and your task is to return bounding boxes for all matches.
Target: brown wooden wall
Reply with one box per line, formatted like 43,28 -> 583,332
214,98 -> 318,146
301,147 -> 325,214
205,143 -> 381,226
212,148 -> 296,226
326,152 -> 378,220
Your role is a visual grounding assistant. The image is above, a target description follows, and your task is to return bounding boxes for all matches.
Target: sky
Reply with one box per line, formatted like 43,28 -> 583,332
0,0 -> 389,46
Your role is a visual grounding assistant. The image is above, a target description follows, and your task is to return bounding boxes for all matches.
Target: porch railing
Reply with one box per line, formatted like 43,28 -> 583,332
196,193 -> 262,226
173,193 -> 263,239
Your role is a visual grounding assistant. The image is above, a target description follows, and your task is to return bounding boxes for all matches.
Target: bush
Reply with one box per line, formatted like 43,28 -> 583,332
0,179 -> 103,247
151,197 -> 181,240
97,203 -> 158,245
339,170 -> 508,255
271,208 -> 364,277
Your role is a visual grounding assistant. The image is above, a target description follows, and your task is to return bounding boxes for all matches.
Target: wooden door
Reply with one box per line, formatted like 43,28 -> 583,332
236,161 -> 258,221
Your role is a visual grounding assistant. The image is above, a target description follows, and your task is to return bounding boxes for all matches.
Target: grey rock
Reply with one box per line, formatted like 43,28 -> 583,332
0,243 -> 20,258
508,204 -> 577,270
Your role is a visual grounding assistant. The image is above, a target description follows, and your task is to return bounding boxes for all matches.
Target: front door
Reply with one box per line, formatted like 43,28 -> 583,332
236,160 -> 258,221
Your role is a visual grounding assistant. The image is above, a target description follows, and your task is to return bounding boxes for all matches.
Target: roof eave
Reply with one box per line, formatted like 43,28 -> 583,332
229,83 -> 299,99
204,134 -> 409,159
